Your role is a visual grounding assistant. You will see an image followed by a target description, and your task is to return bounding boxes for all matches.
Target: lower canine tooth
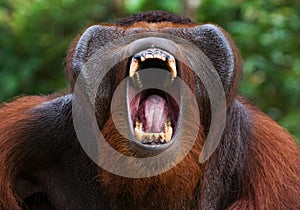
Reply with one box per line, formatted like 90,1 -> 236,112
134,121 -> 144,141
134,129 -> 144,141
164,122 -> 173,143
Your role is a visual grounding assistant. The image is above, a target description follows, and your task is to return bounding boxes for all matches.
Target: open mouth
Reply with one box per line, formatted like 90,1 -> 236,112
127,48 -> 180,147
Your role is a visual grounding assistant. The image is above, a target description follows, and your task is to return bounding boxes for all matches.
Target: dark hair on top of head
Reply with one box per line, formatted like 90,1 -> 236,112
117,10 -> 193,26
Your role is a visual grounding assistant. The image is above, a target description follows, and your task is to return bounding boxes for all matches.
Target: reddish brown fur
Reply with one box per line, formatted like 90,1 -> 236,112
100,116 -> 205,208
0,96 -> 50,210
228,104 -> 300,209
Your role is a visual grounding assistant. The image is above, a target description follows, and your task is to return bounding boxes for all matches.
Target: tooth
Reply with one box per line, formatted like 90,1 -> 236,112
153,133 -> 160,140
135,129 -> 144,141
129,58 -> 139,77
137,120 -> 143,130
145,135 -> 153,143
145,54 -> 154,59
167,118 -> 171,126
161,55 -> 166,61
154,135 -> 159,143
160,138 -> 166,143
140,56 -> 146,62
135,118 -> 174,143
164,121 -> 173,143
134,120 -> 144,141
167,58 -> 177,78
144,136 -> 150,143
153,53 -> 162,59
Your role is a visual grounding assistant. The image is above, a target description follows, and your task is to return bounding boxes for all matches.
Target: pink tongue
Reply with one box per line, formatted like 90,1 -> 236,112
138,95 -> 168,133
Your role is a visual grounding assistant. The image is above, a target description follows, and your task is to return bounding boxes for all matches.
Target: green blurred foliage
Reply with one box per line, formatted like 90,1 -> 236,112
0,0 -> 120,99
0,0 -> 299,142
197,0 -> 300,142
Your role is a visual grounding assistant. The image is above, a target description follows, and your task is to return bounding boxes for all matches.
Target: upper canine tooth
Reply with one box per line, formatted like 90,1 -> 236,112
167,58 -> 177,78
135,128 -> 144,141
140,56 -> 146,62
129,58 -> 139,77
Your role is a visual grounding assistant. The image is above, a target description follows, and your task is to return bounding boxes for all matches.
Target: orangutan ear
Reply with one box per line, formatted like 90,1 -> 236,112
71,25 -> 123,78
186,24 -> 242,99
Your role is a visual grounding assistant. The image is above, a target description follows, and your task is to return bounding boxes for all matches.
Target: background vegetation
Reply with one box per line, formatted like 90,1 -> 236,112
0,0 -> 299,142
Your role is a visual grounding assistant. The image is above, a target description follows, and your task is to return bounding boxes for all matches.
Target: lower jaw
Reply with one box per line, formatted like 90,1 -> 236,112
100,115 -> 173,158
127,137 -> 175,158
